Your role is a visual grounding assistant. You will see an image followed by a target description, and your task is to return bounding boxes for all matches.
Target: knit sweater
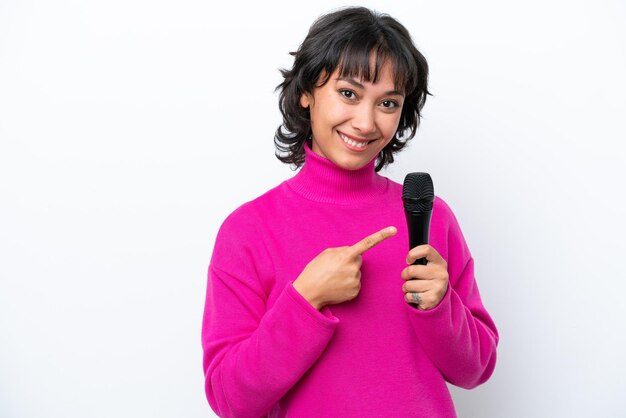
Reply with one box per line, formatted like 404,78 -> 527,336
201,142 -> 499,418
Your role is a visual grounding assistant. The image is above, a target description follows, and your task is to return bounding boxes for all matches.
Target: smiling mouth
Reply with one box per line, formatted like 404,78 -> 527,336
338,131 -> 377,148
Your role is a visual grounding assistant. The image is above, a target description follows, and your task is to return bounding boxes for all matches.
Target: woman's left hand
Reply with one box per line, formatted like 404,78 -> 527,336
401,245 -> 449,310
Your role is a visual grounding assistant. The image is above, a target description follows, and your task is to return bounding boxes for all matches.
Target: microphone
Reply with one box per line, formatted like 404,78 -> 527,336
402,173 -> 435,264
402,173 -> 435,308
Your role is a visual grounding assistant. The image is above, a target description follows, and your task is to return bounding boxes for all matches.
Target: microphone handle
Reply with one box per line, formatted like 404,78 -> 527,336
405,210 -> 432,309
406,210 -> 432,265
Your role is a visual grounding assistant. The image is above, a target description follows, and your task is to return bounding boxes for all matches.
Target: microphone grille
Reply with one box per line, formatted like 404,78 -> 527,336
402,172 -> 434,212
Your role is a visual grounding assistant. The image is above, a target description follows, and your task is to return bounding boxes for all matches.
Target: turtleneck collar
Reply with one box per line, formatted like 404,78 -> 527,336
286,141 -> 389,205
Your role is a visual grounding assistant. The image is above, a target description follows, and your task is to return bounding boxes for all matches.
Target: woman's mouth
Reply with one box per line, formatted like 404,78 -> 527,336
338,131 -> 376,150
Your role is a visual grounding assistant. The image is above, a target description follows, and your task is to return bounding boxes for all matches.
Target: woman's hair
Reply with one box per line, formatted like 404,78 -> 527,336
274,6 -> 432,172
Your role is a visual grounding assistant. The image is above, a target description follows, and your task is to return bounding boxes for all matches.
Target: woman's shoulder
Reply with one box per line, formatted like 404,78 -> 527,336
216,180 -> 291,234
433,195 -> 457,220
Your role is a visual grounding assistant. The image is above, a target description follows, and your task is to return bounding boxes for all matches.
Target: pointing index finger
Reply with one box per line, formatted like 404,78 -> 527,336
349,226 -> 397,255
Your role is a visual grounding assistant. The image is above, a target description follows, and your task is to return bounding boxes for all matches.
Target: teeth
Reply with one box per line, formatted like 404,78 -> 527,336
339,132 -> 368,148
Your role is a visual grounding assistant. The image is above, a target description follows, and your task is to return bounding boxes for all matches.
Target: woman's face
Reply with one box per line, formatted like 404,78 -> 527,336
300,60 -> 405,171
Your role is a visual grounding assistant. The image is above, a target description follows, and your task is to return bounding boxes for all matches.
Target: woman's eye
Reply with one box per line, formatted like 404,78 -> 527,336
381,100 -> 399,109
339,89 -> 356,99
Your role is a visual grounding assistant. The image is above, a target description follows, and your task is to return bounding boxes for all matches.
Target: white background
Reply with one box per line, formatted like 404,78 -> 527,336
1,0 -> 625,417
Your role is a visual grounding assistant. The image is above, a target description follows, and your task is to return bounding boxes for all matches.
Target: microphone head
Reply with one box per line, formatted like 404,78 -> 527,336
403,172 -> 435,213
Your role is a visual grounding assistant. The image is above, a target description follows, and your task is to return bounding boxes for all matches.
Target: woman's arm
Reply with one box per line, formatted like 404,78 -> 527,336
201,208 -> 339,417
405,198 -> 499,389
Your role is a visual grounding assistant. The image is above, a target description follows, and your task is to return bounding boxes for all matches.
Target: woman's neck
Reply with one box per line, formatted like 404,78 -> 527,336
286,141 -> 389,205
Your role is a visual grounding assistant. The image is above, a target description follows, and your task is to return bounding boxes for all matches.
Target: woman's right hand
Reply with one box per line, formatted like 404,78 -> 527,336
293,226 -> 397,310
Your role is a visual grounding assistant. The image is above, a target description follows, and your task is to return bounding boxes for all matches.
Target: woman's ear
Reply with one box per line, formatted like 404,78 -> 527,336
300,92 -> 312,109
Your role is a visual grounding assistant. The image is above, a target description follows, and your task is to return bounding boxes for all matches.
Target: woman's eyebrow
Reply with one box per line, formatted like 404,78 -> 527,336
336,76 -> 405,97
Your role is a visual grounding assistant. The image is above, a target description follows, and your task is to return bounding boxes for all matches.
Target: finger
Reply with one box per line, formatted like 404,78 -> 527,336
406,289 -> 441,310
402,279 -> 431,293
405,291 -> 425,308
349,226 -> 397,255
406,244 -> 445,265
400,264 -> 432,281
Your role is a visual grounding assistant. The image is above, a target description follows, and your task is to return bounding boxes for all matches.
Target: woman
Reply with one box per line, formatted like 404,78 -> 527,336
201,6 -> 499,417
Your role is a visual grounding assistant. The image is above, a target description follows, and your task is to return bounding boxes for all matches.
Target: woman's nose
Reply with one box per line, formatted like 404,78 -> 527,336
351,105 -> 376,135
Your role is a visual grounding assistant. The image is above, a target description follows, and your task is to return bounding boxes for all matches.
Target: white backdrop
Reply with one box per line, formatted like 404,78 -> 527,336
1,0 -> 625,417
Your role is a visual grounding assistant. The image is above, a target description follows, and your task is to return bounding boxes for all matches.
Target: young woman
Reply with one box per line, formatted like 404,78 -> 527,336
201,7 -> 499,417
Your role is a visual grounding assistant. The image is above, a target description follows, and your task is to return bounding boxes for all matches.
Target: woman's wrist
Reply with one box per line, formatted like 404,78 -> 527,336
293,279 -> 324,310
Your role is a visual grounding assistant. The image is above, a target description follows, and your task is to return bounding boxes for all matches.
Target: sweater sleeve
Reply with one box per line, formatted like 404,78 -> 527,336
201,206 -> 340,418
405,198 -> 499,389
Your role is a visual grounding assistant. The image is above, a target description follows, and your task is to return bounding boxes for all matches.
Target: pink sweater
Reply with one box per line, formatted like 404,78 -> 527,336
201,142 -> 499,417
